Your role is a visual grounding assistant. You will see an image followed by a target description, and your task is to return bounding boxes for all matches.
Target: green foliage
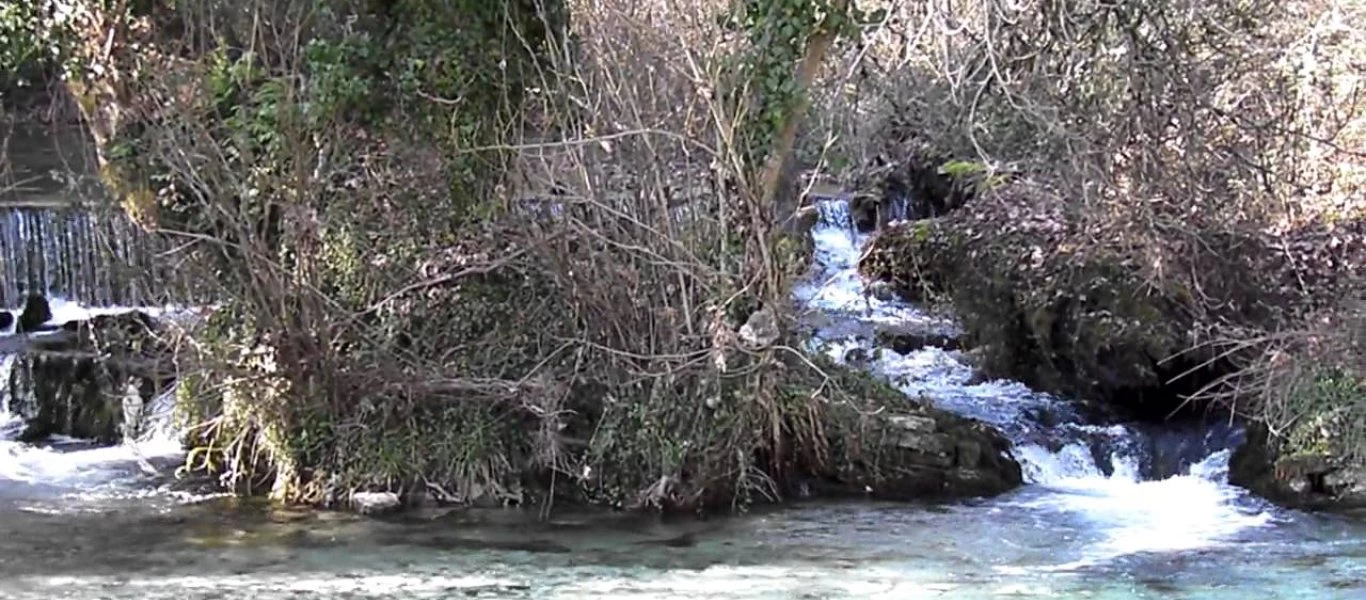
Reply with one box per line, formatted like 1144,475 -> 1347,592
1282,369 -> 1366,463
0,2 -> 52,86
0,0 -> 80,94
720,0 -> 876,168
300,35 -> 380,127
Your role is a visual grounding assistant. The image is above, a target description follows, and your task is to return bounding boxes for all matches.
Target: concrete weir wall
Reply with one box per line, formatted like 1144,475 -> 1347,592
1,119 -> 164,307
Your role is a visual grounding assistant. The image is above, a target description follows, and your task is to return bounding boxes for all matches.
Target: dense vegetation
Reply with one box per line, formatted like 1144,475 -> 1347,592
3,0 -> 1362,511
2,0 -> 1027,512
851,0 -> 1365,506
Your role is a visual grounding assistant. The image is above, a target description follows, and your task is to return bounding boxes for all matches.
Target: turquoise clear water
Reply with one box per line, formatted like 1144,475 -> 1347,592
0,485 -> 1360,599
0,198 -> 1361,599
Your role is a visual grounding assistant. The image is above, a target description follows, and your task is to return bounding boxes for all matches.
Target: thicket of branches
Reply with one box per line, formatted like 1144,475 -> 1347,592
825,0 -> 1365,459
20,0 -> 956,512
15,0 -> 1360,504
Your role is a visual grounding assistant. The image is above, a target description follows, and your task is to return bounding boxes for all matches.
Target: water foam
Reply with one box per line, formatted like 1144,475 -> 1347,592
795,197 -> 1277,567
0,299 -> 187,497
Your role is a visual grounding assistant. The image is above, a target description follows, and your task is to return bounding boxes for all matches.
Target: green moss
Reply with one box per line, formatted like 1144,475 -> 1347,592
938,160 -> 988,179
935,160 -> 1012,198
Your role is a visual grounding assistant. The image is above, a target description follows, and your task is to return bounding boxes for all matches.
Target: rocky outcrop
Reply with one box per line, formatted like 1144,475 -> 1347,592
861,181 -> 1365,412
859,181 -> 1197,418
868,409 -> 1022,499
796,359 -> 1023,502
857,175 -> 1366,510
1231,425 -> 1366,512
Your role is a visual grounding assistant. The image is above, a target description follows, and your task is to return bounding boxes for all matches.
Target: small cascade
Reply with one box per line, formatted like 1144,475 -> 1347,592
0,123 -> 191,497
795,196 -> 1276,567
0,207 -> 161,307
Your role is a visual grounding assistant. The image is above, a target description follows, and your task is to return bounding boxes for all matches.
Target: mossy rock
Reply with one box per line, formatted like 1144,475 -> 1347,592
7,355 -> 150,443
1231,424 -> 1366,512
775,355 -> 1023,502
859,180 -> 1203,418
1230,368 -> 1366,511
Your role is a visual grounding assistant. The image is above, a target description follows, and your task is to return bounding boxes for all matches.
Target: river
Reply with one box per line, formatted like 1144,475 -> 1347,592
0,197 -> 1362,599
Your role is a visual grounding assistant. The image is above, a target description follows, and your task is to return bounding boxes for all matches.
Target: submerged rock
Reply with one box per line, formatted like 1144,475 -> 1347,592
874,325 -> 960,354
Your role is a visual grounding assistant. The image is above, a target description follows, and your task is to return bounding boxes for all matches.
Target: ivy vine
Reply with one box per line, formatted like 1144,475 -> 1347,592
721,0 -> 882,169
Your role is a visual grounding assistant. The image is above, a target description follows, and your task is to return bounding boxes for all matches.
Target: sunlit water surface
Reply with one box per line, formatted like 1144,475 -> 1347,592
0,200 -> 1361,599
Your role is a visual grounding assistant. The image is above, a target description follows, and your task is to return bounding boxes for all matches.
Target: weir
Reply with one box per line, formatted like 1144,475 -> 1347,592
0,117 -> 185,450
0,206 -> 159,307
1,118 -> 170,306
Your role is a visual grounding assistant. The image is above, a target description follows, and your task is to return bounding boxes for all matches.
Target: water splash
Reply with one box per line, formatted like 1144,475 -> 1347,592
1003,450 -> 1277,572
0,295 -> 189,501
794,196 -> 1277,567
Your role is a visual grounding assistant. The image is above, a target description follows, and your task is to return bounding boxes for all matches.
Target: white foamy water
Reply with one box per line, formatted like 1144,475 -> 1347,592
0,435 -> 182,486
795,197 -> 1278,568
0,299 -> 188,500
0,296 -> 189,335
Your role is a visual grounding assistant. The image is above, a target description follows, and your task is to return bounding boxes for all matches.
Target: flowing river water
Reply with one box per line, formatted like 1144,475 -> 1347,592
0,198 -> 1362,599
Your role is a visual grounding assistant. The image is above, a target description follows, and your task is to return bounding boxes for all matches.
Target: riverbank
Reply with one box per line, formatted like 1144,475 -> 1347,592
857,171 -> 1366,512
6,0 -> 1364,517
0,196 -> 1361,598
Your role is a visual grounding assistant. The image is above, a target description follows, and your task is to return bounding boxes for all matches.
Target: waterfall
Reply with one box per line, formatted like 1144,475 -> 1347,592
795,196 -> 1276,567
0,120 -> 190,495
0,206 -> 160,307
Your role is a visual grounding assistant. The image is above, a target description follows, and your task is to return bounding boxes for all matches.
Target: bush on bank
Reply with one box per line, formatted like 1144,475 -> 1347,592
2,0 -> 1027,512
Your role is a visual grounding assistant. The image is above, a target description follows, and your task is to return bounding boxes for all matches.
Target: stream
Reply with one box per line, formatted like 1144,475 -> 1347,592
0,197 -> 1362,599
